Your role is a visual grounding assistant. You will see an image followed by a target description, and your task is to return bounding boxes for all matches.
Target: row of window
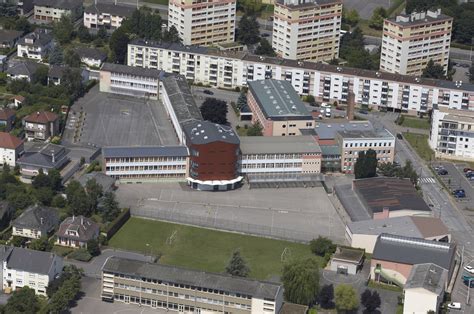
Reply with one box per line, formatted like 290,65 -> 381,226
344,141 -> 393,148
106,165 -> 186,171
105,157 -> 187,163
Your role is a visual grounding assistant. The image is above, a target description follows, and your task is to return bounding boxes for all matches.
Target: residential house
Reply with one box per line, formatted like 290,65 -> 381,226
16,142 -> 69,179
17,29 -> 53,60
83,3 -> 134,30
74,47 -> 107,68
48,65 -> 89,85
0,108 -> 15,131
23,111 -> 59,141
11,204 -> 60,239
0,245 -> 63,296
0,30 -> 23,49
9,95 -> 25,108
6,61 -> 42,81
0,132 -> 24,167
55,215 -> 100,248
33,0 -> 83,23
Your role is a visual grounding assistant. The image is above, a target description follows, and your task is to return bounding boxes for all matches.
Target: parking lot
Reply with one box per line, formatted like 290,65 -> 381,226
432,162 -> 474,208
63,86 -> 178,148
116,183 -> 347,243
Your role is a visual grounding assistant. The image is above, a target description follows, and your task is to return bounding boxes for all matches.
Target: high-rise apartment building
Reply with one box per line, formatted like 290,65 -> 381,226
380,9 -> 452,76
272,0 -> 342,61
168,0 -> 236,46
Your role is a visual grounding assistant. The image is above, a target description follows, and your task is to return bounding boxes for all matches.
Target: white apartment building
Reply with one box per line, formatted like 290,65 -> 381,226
168,0 -> 236,46
380,9 -> 452,76
0,246 -> 63,296
429,107 -> 474,161
125,41 -> 474,116
272,0 -> 342,61
0,132 -> 24,167
83,3 -> 134,30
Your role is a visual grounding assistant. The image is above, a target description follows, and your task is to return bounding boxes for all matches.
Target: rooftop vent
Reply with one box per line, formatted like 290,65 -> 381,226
336,67 -> 342,72
204,136 -> 208,139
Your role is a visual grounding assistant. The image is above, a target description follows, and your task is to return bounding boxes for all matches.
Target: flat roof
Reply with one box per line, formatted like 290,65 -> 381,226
337,128 -> 394,140
353,177 -> 432,214
405,263 -> 447,295
248,79 -> 311,120
239,136 -> 321,154
102,146 -> 189,158
84,3 -> 135,17
101,62 -> 160,79
103,257 -> 281,300
182,120 -> 239,145
387,10 -> 452,27
315,121 -> 374,140
332,247 -> 364,262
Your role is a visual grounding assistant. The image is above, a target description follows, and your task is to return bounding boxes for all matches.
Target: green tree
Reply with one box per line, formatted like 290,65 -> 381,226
48,169 -> 62,192
87,238 -> 101,256
122,8 -> 163,40
77,24 -> 92,43
85,178 -> 103,212
66,180 -> 90,216
200,98 -> 228,124
162,25 -> 181,43
32,168 -> 50,189
281,258 -> 320,305
318,284 -> 335,309
10,236 -> 27,247
97,27 -> 108,40
377,162 -> 401,177
31,65 -> 49,85
399,160 -> 419,185
99,192 -> 120,222
422,59 -> 446,79
46,265 -> 82,313
247,122 -> 263,136
255,38 -> 276,57
4,287 -> 39,313
51,194 -> 67,208
335,284 -> 359,313
61,68 -> 84,100
7,78 -> 30,94
237,14 -> 260,45
344,9 -> 359,27
310,236 -> 336,257
354,149 -> 378,179
369,7 -> 387,30
361,289 -> 381,314
33,186 -> 54,206
29,236 -> 53,252
339,28 -> 377,70
225,250 -> 250,277
64,48 -> 81,68
48,45 -> 64,65
109,27 -> 130,64
53,15 -> 75,44
14,16 -> 32,34
238,0 -> 263,14
236,91 -> 247,110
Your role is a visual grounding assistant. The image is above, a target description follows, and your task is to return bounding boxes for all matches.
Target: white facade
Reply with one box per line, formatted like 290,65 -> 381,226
81,56 -> 103,68
168,0 -> 236,46
12,225 -> 43,239
17,42 -> 51,60
0,146 -> 22,167
403,288 -> 440,314
84,11 -> 127,30
240,153 -> 321,175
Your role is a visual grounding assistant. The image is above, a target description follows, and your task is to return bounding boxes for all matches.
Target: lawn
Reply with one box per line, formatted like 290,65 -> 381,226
399,115 -> 431,130
109,217 -> 317,280
403,133 -> 435,161
357,20 -> 382,38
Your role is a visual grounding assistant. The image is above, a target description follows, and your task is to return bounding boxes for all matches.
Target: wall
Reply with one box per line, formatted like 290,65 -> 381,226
188,141 -> 239,181
403,288 -> 440,314
371,258 -> 412,285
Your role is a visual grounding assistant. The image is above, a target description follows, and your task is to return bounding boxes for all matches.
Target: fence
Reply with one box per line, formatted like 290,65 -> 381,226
131,207 -> 333,243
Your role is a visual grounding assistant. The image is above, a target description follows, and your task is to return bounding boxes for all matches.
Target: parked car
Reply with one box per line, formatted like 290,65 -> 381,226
464,265 -> 474,274
434,165 -> 444,171
438,169 -> 448,175
203,90 -> 214,95
466,171 -> 474,178
464,168 -> 473,173
396,133 -> 403,140
359,110 -> 368,114
453,189 -> 466,198
447,302 -> 461,310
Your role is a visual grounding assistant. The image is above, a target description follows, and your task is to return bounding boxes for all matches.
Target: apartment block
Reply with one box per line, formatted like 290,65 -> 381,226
429,107 -> 474,161
23,111 -> 59,141
247,79 -> 314,136
101,256 -> 283,313
380,9 -> 452,76
168,0 -> 236,46
272,0 -> 342,61
33,0 -> 83,23
126,41 -> 474,116
83,3 -> 134,30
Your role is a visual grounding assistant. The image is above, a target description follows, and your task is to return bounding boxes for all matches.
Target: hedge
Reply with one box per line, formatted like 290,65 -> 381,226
102,208 -> 131,240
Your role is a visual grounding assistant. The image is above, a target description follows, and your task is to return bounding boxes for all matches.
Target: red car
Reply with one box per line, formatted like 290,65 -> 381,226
465,168 -> 474,173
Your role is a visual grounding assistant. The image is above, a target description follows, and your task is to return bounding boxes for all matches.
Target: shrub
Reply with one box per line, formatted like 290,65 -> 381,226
68,248 -> 92,262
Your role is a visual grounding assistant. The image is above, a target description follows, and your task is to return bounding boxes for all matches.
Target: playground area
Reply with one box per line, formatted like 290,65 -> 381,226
108,217 -> 320,280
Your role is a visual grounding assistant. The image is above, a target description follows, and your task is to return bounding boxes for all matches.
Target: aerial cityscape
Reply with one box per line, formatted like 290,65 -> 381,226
0,0 -> 473,312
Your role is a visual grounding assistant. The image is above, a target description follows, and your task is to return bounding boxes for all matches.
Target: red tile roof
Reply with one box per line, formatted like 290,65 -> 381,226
0,132 -> 23,149
23,111 -> 58,124
0,108 -> 15,120
10,95 -> 25,102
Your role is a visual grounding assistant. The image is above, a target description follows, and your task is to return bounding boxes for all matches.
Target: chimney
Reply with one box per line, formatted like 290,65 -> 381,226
51,150 -> 55,164
81,217 -> 83,225
346,91 -> 355,121
40,217 -> 44,225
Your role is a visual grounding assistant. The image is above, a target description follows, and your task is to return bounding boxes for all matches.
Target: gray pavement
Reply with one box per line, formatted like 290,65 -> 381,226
343,0 -> 391,20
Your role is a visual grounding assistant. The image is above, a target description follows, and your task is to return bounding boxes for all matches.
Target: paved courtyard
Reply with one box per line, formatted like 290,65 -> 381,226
343,0 -> 391,19
116,183 -> 347,243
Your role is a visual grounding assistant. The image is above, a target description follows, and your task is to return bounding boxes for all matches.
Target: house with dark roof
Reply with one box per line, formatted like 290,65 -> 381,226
56,216 -> 100,248
17,29 -> 53,60
33,0 -> 83,23
17,142 -> 69,178
23,110 -> 59,141
403,263 -> 448,314
47,65 -> 88,85
11,204 -> 60,239
371,233 -> 456,287
0,245 -> 63,295
84,3 -> 134,30
0,108 -> 15,132
0,132 -> 24,167
6,60 -> 42,81
74,47 -> 107,68
0,30 -> 23,49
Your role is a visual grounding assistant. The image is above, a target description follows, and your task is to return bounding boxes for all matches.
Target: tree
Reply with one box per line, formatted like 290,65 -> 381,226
310,236 -> 336,257
399,160 -> 419,185
255,38 -> 276,57
354,149 -> 377,179
121,8 -> 163,40
319,284 -> 335,309
32,168 -> 50,189
53,15 -> 75,44
97,27 -> 108,40
236,91 -> 247,110
339,28 -> 378,70
200,98 -> 228,124
344,9 -> 360,27
77,24 -> 92,43
99,192 -> 120,222
361,289 -> 381,314
109,27 -> 130,64
470,65 -> 474,83
238,0 -> 263,14
237,14 -> 260,45
15,16 -> 32,34
335,284 -> 359,313
29,236 -> 53,252
369,7 -> 387,30
377,162 -> 400,177
66,180 -> 90,216
85,178 -> 103,212
61,68 -> 84,100
163,25 -> 181,43
31,65 -> 49,85
48,169 -> 62,192
225,250 -> 250,277
48,45 -> 64,65
87,238 -> 101,256
33,186 -> 55,206
282,258 -> 320,305
8,78 -> 30,94
247,122 -> 263,136
45,265 -> 82,313
64,48 -> 81,68
422,59 -> 446,79
4,287 -> 39,313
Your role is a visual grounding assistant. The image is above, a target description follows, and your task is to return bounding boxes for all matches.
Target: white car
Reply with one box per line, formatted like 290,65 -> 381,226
464,265 -> 474,274
447,302 -> 461,310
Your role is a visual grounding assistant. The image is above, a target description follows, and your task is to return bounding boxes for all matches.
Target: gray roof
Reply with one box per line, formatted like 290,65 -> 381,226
74,47 -> 107,61
103,257 -> 282,300
17,143 -> 69,170
102,146 -> 189,158
182,120 -> 239,145
161,74 -> 202,125
405,263 -> 447,295
6,61 -> 42,78
337,128 -> 394,140
12,204 -> 60,233
320,144 -> 340,156
129,39 -> 210,55
372,233 -> 456,270
0,30 -> 23,43
387,11 -> 452,27
101,62 -> 160,79
57,215 -> 100,242
33,0 -> 81,9
1,245 -> 60,274
84,3 -> 135,17
315,121 -> 374,140
48,65 -> 68,79
18,29 -> 52,47
240,136 -> 321,154
248,79 -> 311,120
77,172 -> 116,192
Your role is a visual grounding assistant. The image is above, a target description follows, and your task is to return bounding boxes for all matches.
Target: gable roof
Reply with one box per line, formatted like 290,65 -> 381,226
0,29 -> 23,43
0,108 -> 15,120
6,61 -> 42,78
23,111 -> 59,124
0,132 -> 23,150
1,245 -> 61,274
18,29 -> 53,47
405,263 -> 447,295
12,204 -> 60,232
33,0 -> 81,9
56,215 -> 100,242
74,47 -> 107,61
84,3 -> 135,17
77,172 -> 116,192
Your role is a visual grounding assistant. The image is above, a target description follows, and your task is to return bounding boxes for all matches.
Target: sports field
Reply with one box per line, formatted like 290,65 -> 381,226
109,217 -> 318,280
